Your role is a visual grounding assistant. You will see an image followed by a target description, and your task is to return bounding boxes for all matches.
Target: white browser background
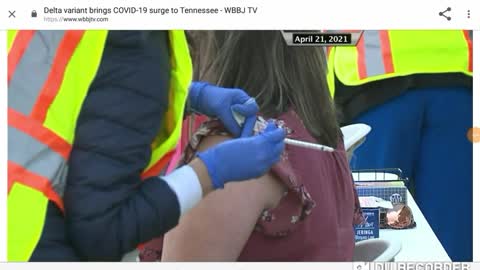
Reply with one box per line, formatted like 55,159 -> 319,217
0,0 -> 478,267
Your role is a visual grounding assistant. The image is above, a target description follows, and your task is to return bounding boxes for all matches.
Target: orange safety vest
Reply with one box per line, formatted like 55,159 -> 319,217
7,30 -> 192,261
327,30 -> 473,95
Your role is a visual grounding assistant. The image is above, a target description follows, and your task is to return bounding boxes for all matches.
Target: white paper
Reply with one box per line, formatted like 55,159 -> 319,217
359,196 -> 394,209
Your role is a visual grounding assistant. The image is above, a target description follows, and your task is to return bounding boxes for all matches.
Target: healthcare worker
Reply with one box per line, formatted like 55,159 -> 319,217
328,30 -> 472,261
7,30 -> 285,261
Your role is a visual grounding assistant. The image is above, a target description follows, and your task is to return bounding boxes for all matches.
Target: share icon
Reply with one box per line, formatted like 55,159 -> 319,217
439,7 -> 452,21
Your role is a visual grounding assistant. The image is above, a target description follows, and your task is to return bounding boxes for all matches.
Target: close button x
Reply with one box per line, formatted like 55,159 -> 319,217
9,10 -> 16,18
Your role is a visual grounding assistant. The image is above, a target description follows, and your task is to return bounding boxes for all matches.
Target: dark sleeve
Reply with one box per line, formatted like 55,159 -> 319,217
184,94 -> 193,118
64,31 -> 181,261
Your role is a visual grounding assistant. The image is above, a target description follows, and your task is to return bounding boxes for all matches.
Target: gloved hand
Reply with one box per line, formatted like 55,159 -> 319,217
188,81 -> 259,137
197,122 -> 286,189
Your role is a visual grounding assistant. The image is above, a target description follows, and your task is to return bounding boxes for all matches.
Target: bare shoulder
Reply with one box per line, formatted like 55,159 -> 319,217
196,134 -> 231,151
197,134 -> 285,209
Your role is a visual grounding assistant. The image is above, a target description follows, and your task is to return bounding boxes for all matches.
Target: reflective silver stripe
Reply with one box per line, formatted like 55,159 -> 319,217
467,30 -> 473,42
362,30 -> 385,77
8,126 -> 68,197
8,31 -> 65,116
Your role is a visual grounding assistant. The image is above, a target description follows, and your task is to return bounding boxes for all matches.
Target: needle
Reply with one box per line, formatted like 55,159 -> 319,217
232,108 -> 335,152
284,138 -> 335,152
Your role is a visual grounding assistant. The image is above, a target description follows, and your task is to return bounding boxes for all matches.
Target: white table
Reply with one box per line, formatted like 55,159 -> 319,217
379,191 -> 451,261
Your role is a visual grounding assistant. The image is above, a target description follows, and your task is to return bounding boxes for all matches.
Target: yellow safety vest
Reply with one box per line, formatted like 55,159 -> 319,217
7,30 -> 192,261
327,30 -> 473,95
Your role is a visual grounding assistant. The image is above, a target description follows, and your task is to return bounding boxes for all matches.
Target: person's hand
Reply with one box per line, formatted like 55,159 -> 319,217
196,122 -> 285,189
188,81 -> 259,137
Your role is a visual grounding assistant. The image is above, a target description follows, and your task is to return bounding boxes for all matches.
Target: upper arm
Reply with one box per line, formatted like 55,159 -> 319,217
161,135 -> 285,261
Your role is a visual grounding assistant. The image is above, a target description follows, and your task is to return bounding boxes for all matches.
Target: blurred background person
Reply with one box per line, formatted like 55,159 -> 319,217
328,30 -> 473,261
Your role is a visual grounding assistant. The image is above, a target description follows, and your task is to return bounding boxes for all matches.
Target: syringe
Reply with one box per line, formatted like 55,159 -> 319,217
232,105 -> 335,152
284,138 -> 335,152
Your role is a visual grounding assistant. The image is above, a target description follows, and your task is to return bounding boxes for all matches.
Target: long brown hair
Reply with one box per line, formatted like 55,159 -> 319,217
188,30 -> 340,147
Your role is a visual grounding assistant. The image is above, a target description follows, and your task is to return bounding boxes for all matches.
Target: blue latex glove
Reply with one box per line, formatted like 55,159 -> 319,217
197,122 -> 286,189
188,81 -> 259,137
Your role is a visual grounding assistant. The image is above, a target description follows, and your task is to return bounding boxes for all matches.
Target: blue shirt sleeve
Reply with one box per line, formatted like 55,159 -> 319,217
64,31 -> 181,261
